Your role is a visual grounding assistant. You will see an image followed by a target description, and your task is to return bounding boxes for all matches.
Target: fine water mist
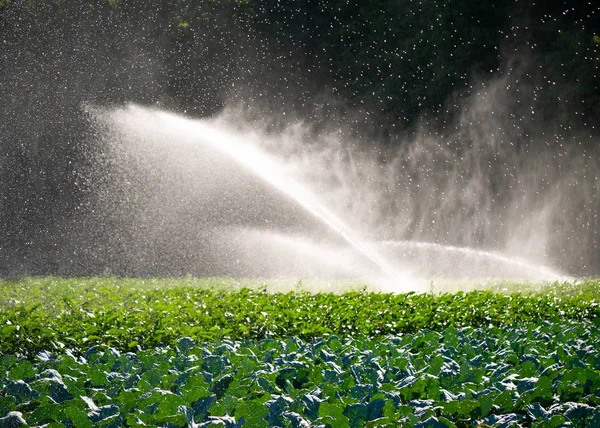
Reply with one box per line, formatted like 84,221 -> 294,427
91,105 -> 420,291
84,75 -> 594,291
1,0 -> 597,293
214,72 -> 599,281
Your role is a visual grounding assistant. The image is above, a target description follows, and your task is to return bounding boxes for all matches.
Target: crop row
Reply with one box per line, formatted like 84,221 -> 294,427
0,277 -> 598,357
1,320 -> 599,427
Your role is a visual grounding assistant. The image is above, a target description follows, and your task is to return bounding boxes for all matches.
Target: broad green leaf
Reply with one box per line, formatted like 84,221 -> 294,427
344,403 -> 368,428
212,373 -> 234,399
532,414 -> 567,428
440,399 -> 481,419
526,403 -> 551,421
301,393 -> 323,419
367,399 -> 386,421
176,337 -> 195,355
8,361 -> 35,381
192,394 -> 216,417
283,411 -> 310,428
203,356 -> 227,376
235,399 -> 269,426
29,402 -> 65,425
265,395 -> 293,426
154,394 -> 187,421
88,405 -> 120,423
64,406 -> 94,428
0,396 -> 17,415
319,401 -> 349,428
7,380 -> 39,404
209,394 -> 237,417
33,378 -> 74,404
181,374 -> 211,402
481,413 -> 519,427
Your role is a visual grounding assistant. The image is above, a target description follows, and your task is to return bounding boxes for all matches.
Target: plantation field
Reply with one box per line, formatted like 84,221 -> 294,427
0,277 -> 599,427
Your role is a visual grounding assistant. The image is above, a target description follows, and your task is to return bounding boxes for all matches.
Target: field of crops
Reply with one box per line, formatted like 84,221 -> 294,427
0,277 -> 599,427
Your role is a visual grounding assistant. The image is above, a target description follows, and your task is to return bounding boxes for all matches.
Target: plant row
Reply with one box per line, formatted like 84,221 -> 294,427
1,320 -> 599,427
0,278 -> 598,357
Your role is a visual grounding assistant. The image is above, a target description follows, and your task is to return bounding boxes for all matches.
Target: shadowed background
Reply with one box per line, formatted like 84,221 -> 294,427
0,0 -> 598,279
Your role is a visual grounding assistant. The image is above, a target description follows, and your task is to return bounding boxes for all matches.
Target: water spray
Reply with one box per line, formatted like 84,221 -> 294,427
152,109 -> 416,289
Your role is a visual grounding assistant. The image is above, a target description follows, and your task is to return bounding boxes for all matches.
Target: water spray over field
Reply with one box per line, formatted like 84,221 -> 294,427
93,105 -> 418,291
88,94 -> 587,291
1,0 -> 598,293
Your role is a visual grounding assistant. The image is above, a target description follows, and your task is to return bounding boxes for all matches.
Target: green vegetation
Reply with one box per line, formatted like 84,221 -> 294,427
0,321 -> 599,426
0,277 -> 598,357
1,277 -> 599,426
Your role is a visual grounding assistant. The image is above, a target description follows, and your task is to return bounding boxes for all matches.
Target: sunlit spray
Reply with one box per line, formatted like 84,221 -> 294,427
90,101 -> 575,292
94,105 -> 422,291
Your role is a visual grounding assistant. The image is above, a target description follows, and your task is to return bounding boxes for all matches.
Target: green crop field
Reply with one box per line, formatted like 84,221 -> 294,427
0,277 -> 599,427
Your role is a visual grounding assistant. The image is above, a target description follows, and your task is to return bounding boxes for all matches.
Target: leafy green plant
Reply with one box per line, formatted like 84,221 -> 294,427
0,321 -> 598,426
0,277 -> 598,357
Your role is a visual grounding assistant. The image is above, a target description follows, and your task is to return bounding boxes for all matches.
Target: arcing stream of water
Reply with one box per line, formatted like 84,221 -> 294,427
380,240 -> 572,283
151,109 -> 414,286
93,104 -> 573,292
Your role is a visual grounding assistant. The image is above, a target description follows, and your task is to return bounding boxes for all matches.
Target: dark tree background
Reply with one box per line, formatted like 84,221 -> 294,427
0,0 -> 598,275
